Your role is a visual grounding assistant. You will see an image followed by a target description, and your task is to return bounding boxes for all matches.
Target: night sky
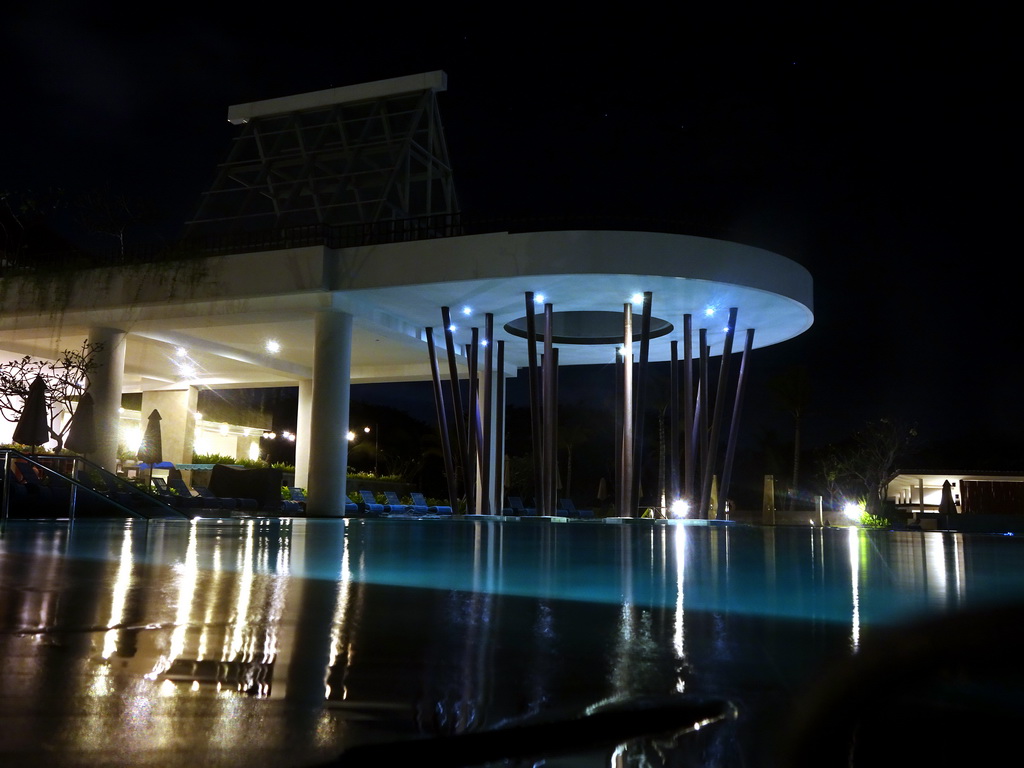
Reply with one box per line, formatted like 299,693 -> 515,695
2,5 -> 1017,476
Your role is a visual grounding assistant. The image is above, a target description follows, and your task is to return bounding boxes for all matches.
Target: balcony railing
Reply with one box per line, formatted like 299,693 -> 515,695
0,211 -> 731,274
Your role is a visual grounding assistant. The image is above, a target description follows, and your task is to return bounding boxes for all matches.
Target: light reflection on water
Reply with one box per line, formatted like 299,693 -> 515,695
2,518 -> 1023,767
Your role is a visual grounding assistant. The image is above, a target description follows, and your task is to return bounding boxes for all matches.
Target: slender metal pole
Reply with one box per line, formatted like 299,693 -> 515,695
621,303 -> 634,517
441,307 -> 466,494
553,346 -> 560,509
694,328 -> 709,515
669,340 -> 680,504
720,328 -> 755,511
700,308 -> 739,518
614,347 -> 623,515
682,314 -> 694,506
466,329 -> 480,514
495,340 -> 506,513
631,292 -> 652,514
426,327 -> 458,508
1,450 -> 10,522
542,303 -> 555,516
481,314 -> 494,514
524,293 -> 543,510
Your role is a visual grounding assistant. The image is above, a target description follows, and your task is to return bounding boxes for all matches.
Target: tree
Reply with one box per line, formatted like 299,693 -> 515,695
838,418 -> 917,515
815,444 -> 847,511
0,340 -> 104,451
0,188 -> 67,264
74,186 -> 158,258
769,365 -> 811,510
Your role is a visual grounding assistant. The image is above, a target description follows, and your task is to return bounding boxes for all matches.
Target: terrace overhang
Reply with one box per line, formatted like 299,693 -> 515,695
0,229 -> 812,390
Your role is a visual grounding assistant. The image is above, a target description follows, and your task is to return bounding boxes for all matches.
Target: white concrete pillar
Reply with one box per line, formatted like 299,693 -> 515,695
294,379 -> 313,491
88,327 -> 127,472
306,310 -> 352,516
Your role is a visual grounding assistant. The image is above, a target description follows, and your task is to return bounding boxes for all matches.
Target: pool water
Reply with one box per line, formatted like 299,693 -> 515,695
2,518 -> 1023,766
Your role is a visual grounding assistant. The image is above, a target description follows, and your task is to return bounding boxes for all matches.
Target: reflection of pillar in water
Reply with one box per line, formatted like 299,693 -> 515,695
762,475 -> 776,525
284,522 -> 348,712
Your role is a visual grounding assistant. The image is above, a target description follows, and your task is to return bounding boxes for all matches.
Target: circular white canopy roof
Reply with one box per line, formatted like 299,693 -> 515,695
0,229 -> 812,389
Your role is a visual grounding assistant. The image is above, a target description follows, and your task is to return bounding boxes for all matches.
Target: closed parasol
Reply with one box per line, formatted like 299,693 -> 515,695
13,377 -> 50,451
65,392 -> 97,455
137,409 -> 163,465
938,479 -> 958,516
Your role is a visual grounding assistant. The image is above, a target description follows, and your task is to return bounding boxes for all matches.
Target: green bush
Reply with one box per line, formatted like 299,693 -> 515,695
190,453 -> 238,465
233,458 -> 269,469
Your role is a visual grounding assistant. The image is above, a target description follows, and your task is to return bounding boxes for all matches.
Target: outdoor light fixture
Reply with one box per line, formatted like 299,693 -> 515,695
346,431 -> 356,441
670,499 -> 690,518
843,501 -> 866,523
461,306 -> 472,315
631,293 -> 644,304
534,293 -> 545,304
175,347 -> 188,357
704,306 -> 716,317
265,339 -> 280,354
448,324 -> 457,332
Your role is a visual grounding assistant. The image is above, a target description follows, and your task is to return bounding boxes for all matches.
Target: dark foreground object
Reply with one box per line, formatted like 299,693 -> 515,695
780,602 -> 1024,767
321,694 -> 735,767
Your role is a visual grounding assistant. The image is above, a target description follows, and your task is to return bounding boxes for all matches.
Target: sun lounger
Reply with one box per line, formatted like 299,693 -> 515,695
358,489 -> 386,515
195,485 -> 258,511
411,492 -> 453,515
153,477 -> 206,510
283,486 -> 307,513
559,498 -> 594,518
167,478 -> 231,510
505,496 -> 535,516
383,490 -> 417,514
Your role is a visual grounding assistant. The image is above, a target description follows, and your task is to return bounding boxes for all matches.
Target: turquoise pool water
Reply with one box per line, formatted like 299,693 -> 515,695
1,518 -> 1022,766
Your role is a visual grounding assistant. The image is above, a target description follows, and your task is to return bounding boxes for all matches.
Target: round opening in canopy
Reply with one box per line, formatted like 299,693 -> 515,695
504,311 -> 674,345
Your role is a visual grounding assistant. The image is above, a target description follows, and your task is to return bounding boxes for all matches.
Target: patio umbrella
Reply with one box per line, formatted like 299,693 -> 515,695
65,392 -> 97,455
13,377 -> 50,451
137,409 -> 163,464
938,479 -> 957,516
137,409 -> 163,487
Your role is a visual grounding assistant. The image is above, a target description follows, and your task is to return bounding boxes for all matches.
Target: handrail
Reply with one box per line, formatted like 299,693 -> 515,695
1,449 -> 189,522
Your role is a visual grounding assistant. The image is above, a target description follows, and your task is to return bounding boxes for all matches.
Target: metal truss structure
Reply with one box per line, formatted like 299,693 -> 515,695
187,75 -> 458,236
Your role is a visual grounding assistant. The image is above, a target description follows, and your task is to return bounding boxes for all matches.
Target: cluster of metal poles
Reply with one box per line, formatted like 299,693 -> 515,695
627,298 -> 756,518
425,309 -> 504,515
424,292 -> 755,517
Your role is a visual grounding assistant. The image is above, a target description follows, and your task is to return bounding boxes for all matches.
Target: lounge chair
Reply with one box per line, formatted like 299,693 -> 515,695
194,485 -> 258,511
285,486 -> 357,515
411,492 -> 453,515
383,490 -> 417,514
153,477 -> 206,510
168,478 -> 231,510
559,498 -> 594,519
505,496 -> 535,516
358,489 -> 386,515
284,486 -> 307,513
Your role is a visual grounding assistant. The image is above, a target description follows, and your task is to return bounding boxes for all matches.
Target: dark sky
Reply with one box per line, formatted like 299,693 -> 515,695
2,5 -> 1017,468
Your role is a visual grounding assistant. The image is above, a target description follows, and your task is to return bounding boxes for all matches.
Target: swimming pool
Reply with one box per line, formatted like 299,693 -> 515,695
1,518 -> 1023,766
